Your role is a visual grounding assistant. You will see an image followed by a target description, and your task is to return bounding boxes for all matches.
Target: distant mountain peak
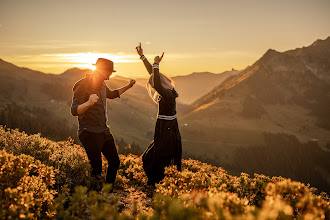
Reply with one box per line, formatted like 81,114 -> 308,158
0,58 -> 20,69
256,48 -> 283,66
264,48 -> 279,56
59,68 -> 92,78
311,36 -> 330,47
65,67 -> 83,72
62,67 -> 91,74
190,71 -> 215,76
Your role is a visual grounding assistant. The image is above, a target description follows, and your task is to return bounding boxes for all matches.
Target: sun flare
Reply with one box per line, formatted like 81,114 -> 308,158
56,52 -> 135,71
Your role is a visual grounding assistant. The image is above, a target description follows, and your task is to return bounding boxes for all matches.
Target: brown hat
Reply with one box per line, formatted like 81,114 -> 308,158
93,58 -> 116,72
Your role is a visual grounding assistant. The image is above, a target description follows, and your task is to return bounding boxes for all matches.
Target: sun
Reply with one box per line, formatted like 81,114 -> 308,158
58,52 -> 124,71
55,52 -> 138,75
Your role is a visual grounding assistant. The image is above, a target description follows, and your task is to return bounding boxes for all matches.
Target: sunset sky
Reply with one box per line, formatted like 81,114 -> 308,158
0,0 -> 329,78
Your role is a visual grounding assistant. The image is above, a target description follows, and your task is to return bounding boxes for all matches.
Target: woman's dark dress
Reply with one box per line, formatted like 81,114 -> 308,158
141,58 -> 182,185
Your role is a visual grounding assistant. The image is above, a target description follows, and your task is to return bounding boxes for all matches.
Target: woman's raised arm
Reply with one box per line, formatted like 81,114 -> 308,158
152,53 -> 173,99
136,42 -> 152,75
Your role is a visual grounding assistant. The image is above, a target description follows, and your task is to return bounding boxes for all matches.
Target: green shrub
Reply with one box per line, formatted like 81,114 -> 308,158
53,184 -> 123,220
0,126 -> 92,191
0,149 -> 57,219
1,127 -> 329,219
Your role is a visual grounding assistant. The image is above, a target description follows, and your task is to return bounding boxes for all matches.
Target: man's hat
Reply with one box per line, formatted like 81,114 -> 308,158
93,58 -> 116,72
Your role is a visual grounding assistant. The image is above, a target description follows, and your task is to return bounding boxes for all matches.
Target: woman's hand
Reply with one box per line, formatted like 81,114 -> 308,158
154,52 -> 164,64
136,42 -> 143,56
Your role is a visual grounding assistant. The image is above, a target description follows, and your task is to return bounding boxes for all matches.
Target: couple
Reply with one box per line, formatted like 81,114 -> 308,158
71,43 -> 182,189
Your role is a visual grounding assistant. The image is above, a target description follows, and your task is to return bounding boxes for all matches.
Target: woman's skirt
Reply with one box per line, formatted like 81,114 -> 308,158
142,118 -> 182,185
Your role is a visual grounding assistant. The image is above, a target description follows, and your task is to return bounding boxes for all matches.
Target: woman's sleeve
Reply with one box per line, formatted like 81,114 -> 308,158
153,63 -> 173,99
140,55 -> 153,75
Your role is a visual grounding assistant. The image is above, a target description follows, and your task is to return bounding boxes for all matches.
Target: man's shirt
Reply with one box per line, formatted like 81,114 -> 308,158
71,74 -> 120,136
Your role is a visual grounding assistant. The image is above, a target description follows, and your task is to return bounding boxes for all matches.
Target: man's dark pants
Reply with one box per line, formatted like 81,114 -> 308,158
79,130 -> 120,184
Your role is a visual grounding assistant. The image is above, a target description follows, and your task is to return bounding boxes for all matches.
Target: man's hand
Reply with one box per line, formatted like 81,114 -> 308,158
136,42 -> 143,56
118,79 -> 136,95
154,52 -> 164,64
129,79 -> 136,88
87,94 -> 99,106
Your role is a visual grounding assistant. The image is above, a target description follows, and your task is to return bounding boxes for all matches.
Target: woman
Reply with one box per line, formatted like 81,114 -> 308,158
136,43 -> 182,185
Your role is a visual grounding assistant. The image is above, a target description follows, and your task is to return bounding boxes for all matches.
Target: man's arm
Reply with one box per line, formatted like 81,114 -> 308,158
136,42 -> 152,75
118,79 -> 136,96
76,95 -> 98,115
106,79 -> 136,99
71,82 -> 98,116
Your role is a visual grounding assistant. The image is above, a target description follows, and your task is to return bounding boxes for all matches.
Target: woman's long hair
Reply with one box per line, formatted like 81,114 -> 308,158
146,73 -> 175,103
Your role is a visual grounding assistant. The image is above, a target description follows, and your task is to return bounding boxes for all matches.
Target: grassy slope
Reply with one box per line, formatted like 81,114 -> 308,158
0,127 -> 329,219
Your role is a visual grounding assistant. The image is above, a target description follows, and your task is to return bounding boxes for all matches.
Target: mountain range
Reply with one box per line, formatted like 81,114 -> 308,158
0,36 -> 329,192
181,37 -> 330,153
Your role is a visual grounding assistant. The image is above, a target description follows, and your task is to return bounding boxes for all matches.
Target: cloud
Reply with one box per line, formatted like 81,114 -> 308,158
52,52 -> 138,64
25,41 -> 97,50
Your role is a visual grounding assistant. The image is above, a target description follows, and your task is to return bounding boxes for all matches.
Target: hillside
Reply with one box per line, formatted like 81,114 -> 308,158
285,36 -> 330,84
173,70 -> 241,105
0,127 -> 329,219
174,38 -> 330,194
179,37 -> 330,159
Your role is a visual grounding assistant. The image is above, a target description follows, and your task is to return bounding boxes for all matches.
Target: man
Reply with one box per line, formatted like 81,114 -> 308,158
71,58 -> 136,188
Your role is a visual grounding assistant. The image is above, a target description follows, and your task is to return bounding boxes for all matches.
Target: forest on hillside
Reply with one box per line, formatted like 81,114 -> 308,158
0,103 -> 78,142
231,132 -> 330,194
